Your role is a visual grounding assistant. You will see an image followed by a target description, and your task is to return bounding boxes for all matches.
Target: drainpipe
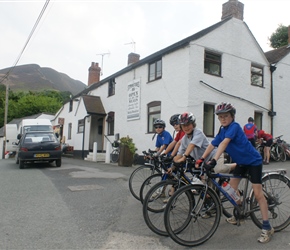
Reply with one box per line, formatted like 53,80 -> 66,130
82,114 -> 90,159
269,64 -> 277,135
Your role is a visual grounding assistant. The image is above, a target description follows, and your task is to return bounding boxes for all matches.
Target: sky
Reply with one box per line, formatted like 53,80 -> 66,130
1,0 -> 289,85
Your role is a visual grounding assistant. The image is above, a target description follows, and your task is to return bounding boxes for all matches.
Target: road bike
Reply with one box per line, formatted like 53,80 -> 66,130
142,157 -> 200,236
256,136 -> 285,162
128,150 -> 163,201
164,164 -> 290,247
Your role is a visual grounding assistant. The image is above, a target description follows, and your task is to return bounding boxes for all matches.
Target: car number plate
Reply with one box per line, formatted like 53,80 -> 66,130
34,153 -> 50,158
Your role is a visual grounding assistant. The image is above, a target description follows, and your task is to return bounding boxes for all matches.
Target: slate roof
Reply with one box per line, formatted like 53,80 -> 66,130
265,45 -> 290,64
82,95 -> 106,115
72,17 -> 233,99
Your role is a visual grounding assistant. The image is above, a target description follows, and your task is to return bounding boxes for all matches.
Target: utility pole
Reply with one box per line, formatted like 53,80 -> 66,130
3,77 -> 9,158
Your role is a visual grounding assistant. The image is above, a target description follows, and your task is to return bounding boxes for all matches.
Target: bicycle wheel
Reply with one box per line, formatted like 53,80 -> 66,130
110,149 -> 119,163
270,145 -> 280,162
164,184 -> 221,247
139,173 -> 163,204
279,146 -> 287,162
142,179 -> 177,236
250,173 -> 290,231
257,145 -> 264,159
128,165 -> 158,201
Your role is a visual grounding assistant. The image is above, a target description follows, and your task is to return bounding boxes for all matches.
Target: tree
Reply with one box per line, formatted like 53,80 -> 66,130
269,24 -> 289,49
0,89 -> 69,128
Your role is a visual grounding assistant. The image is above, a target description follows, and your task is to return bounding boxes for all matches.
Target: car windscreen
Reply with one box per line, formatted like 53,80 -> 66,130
24,133 -> 58,143
23,125 -> 53,133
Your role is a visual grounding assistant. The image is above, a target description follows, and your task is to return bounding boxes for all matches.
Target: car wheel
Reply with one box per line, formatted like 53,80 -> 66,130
19,160 -> 25,169
55,159 -> 61,167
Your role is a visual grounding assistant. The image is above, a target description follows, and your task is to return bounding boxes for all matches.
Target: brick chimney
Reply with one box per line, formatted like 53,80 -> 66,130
127,52 -> 140,65
221,0 -> 244,21
88,62 -> 101,86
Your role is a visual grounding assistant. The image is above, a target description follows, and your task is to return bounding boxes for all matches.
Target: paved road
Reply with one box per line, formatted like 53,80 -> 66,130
0,157 -> 290,249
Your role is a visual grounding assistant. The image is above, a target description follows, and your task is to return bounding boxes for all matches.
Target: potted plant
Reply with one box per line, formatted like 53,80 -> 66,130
118,136 -> 137,166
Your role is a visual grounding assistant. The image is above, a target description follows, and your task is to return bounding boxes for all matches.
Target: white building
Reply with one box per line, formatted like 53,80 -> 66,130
53,0 -> 288,160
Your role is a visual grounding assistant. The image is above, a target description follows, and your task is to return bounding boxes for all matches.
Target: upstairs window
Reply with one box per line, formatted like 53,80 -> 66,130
108,78 -> 116,96
204,51 -> 221,76
251,65 -> 263,87
78,119 -> 84,133
148,59 -> 162,82
203,103 -> 215,137
106,111 -> 115,136
147,101 -> 161,133
69,100 -> 73,112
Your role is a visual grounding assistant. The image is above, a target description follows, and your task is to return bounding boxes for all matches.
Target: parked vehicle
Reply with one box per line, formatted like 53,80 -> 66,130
17,119 -> 53,139
14,131 -> 62,169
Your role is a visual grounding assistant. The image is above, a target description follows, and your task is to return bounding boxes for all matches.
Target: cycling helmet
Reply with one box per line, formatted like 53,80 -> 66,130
215,102 -> 236,115
248,117 -> 254,122
153,119 -> 166,127
179,112 -> 196,125
169,114 -> 180,126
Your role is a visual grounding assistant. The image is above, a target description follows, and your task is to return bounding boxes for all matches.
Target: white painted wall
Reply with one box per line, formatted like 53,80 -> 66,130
54,18 -> 287,156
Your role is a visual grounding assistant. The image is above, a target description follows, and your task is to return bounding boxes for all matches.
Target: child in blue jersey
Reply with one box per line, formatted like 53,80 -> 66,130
153,119 -> 173,155
197,102 -> 273,244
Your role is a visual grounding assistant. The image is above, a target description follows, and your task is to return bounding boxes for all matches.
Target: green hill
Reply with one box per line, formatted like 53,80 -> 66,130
0,64 -> 86,95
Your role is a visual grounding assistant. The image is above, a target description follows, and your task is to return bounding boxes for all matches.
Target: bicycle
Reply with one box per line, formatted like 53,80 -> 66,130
142,157 -> 200,236
139,155 -> 173,204
104,135 -> 120,163
128,150 -> 163,201
164,163 -> 290,247
275,135 -> 290,162
256,136 -> 284,162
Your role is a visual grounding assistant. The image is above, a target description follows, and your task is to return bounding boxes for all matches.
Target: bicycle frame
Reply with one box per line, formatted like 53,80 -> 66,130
202,168 -> 289,224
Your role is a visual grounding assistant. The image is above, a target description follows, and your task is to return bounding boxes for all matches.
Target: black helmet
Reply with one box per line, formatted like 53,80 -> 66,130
153,119 -> 166,127
248,117 -> 254,122
179,112 -> 196,125
169,114 -> 180,126
215,102 -> 236,115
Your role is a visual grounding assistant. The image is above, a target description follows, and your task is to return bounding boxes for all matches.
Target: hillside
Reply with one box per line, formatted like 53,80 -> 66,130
0,64 -> 87,95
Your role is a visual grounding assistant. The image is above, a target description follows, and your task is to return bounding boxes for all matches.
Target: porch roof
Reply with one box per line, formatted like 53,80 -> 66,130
82,95 -> 106,115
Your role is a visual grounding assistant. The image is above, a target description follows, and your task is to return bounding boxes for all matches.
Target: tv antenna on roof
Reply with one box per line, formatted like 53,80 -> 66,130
96,51 -> 110,75
124,39 -> 136,52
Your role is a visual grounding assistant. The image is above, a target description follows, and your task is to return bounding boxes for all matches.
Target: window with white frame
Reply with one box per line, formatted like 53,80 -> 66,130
203,103 -> 215,137
204,51 -> 221,76
148,59 -> 162,82
78,119 -> 84,133
251,65 -> 263,87
68,123 -> 72,139
147,101 -> 161,133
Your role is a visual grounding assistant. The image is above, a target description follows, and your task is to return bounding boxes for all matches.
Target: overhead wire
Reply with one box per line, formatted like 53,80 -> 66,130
0,0 -> 50,84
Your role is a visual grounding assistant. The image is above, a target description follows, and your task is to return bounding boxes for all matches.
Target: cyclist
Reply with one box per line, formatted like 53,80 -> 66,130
153,119 -> 173,156
173,112 -> 234,174
161,114 -> 185,157
243,117 -> 257,147
257,129 -> 273,165
196,102 -> 273,243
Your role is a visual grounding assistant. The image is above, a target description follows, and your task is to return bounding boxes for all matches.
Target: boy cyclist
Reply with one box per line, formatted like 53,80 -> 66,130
153,119 -> 173,155
197,102 -> 273,243
162,114 -> 185,157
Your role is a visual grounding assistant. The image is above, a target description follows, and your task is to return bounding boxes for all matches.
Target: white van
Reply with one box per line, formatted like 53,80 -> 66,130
5,124 -> 18,152
18,119 -> 53,138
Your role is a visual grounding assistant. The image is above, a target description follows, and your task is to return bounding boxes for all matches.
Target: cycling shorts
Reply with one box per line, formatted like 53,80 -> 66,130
232,164 -> 263,184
